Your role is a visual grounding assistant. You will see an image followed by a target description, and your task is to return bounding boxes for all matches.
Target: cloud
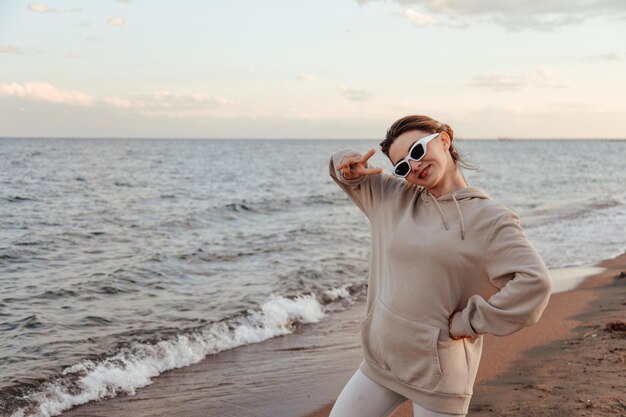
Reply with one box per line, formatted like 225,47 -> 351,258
356,0 -> 626,31
0,82 -> 235,116
28,3 -> 82,13
0,82 -> 95,105
0,45 -> 23,54
471,73 -> 527,91
585,52 -> 625,62
108,17 -> 125,26
28,3 -> 57,13
401,9 -> 437,27
102,91 -> 235,117
340,85 -> 373,101
296,74 -> 317,82
470,68 -> 567,91
394,8 -> 469,28
150,90 -> 233,107
102,96 -> 133,109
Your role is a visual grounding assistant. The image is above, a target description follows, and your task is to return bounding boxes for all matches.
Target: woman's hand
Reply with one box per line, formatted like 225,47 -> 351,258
449,312 -> 473,340
336,149 -> 383,180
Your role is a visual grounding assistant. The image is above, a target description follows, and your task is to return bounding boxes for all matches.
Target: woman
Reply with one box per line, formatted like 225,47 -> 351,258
327,115 -> 552,417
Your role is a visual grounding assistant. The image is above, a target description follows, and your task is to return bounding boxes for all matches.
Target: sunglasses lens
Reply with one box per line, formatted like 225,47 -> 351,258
409,143 -> 425,161
394,162 -> 410,177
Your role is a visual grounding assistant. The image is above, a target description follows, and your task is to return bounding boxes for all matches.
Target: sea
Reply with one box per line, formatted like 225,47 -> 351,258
1,138 -> 625,417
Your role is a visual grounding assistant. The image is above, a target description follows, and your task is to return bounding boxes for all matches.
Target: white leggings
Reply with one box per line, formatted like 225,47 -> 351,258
329,369 -> 466,417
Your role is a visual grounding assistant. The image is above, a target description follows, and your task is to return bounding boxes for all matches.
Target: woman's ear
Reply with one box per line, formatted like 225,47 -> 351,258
440,132 -> 451,151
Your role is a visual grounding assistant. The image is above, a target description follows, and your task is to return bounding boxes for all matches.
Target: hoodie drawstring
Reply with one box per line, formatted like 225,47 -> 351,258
452,193 -> 466,240
429,194 -> 449,231
426,189 -> 466,240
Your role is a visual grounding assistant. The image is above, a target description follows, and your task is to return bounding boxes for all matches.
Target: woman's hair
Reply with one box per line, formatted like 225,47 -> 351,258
379,115 -> 476,170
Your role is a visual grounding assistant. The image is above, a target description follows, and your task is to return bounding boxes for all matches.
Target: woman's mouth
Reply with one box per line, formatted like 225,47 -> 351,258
418,165 -> 430,179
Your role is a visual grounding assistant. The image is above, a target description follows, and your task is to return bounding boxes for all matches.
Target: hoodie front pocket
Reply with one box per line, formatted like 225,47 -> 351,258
360,297 -> 443,391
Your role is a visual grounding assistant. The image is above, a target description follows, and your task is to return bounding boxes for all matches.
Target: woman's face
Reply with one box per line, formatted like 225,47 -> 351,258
388,129 -> 453,188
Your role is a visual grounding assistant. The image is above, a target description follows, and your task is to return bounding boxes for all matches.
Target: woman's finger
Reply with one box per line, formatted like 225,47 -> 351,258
361,167 -> 383,175
360,149 -> 376,164
336,156 -> 360,171
355,165 -> 382,175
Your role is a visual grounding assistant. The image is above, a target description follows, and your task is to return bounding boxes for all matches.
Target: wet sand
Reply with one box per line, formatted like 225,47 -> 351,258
59,253 -> 626,417
305,253 -> 626,417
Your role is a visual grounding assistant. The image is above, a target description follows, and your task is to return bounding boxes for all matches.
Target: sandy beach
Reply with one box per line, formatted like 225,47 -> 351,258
4,5 -> 626,416
55,252 -> 626,417
305,253 -> 626,417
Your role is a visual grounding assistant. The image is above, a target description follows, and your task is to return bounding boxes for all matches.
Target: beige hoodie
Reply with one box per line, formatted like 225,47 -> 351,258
329,149 -> 552,415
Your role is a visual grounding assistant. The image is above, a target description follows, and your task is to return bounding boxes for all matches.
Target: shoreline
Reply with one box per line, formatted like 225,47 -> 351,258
53,253 -> 626,417
303,253 -> 626,417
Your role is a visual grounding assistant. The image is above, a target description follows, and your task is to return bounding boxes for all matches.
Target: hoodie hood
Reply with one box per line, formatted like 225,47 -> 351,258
420,186 -> 491,241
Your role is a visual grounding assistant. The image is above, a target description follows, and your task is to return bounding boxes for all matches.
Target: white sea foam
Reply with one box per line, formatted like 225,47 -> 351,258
549,265 -> 607,294
322,284 -> 351,301
9,292 -> 328,417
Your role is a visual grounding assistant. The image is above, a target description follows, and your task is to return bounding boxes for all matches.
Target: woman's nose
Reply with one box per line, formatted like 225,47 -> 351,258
409,160 -> 423,172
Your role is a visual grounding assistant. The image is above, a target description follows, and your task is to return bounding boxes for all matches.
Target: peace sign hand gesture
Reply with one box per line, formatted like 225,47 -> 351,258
336,149 -> 383,180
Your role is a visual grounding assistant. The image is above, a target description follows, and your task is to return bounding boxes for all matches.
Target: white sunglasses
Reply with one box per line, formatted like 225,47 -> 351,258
392,132 -> 440,178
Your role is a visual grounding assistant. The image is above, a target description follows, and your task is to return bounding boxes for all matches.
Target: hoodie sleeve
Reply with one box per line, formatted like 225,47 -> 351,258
329,148 -> 406,219
449,211 -> 552,338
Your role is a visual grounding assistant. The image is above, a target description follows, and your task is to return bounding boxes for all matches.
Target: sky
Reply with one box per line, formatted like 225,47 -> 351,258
0,0 -> 625,139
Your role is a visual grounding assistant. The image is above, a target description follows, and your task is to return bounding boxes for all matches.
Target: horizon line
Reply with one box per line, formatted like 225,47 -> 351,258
1,136 -> 625,141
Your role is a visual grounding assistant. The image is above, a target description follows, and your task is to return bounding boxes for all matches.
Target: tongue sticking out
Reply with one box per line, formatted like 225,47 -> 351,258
419,165 -> 430,179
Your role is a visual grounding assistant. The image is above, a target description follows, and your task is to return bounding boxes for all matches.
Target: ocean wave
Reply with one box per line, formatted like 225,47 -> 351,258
135,191 -> 349,230
522,191 -> 626,229
171,224 -> 338,264
1,315 -> 46,332
3,196 -> 35,203
175,246 -> 277,263
0,248 -> 37,265
206,191 -> 348,220
3,283 -> 364,417
113,181 -> 133,188
38,289 -> 78,300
